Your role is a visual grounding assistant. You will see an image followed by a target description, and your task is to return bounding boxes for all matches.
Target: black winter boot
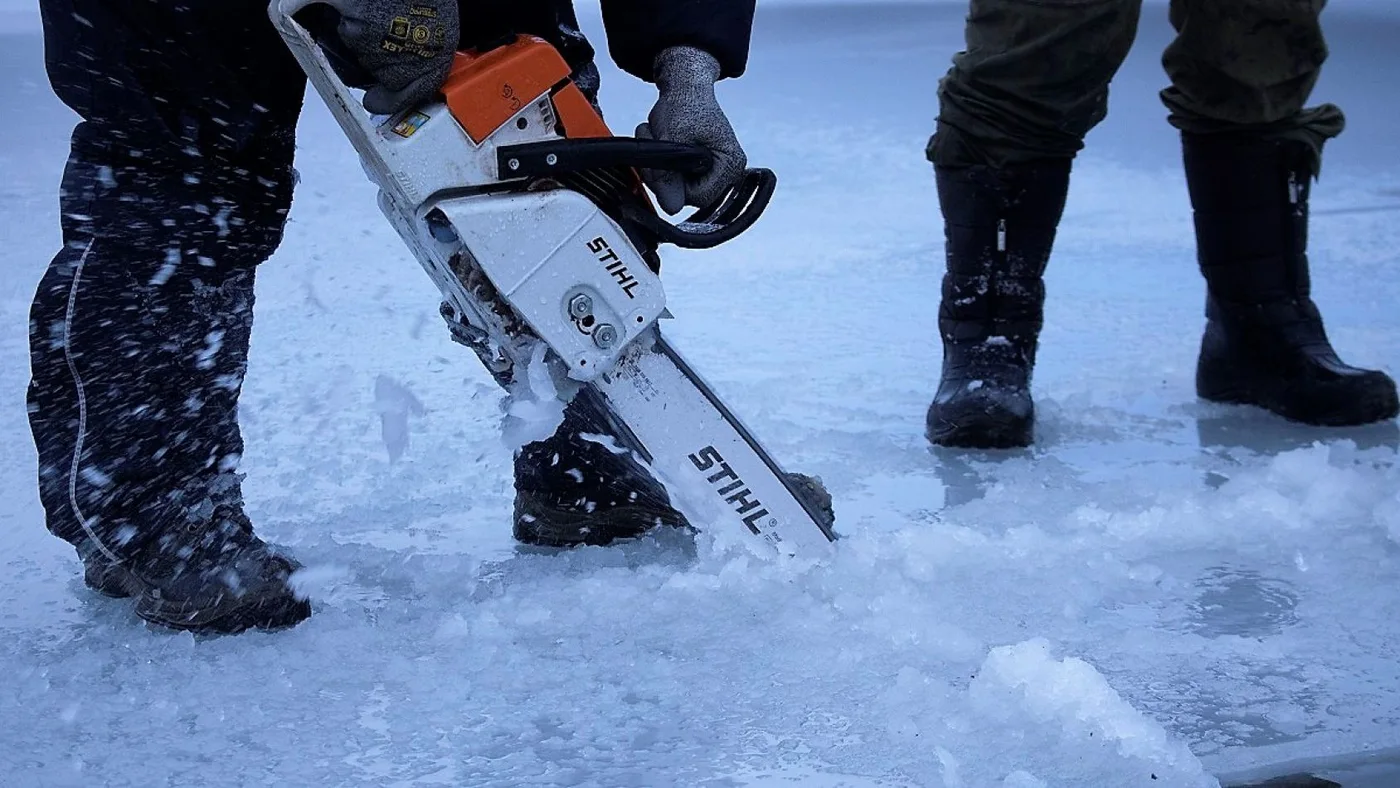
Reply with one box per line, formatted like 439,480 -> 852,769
927,161 -> 1072,448
132,517 -> 309,634
1184,133 -> 1398,427
513,388 -> 690,547
79,540 -> 142,599
81,475 -> 311,634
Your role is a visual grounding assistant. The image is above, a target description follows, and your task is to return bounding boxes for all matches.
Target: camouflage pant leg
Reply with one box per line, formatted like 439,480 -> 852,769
1161,0 -> 1345,164
929,0 -> 1143,169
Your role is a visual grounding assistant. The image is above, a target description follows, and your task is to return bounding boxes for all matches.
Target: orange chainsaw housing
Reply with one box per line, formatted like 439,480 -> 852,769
441,36 -> 611,144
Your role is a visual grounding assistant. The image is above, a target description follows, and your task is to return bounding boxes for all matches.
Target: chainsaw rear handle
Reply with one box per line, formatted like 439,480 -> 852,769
497,138 -> 776,250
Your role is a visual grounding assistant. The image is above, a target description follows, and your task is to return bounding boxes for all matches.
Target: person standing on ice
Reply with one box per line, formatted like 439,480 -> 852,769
28,0 -> 756,634
925,0 -> 1400,448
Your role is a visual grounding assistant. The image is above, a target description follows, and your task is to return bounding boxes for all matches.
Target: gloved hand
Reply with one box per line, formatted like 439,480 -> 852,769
309,0 -> 459,115
635,46 -> 748,215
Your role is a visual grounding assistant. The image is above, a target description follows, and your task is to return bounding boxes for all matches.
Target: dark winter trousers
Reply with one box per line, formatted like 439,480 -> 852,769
29,0 -> 307,559
31,1 -> 608,562
929,0 -> 1346,169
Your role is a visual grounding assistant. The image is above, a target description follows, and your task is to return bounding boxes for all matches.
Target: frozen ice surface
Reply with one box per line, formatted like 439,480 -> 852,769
3,3 -> 1400,786
375,375 -> 428,462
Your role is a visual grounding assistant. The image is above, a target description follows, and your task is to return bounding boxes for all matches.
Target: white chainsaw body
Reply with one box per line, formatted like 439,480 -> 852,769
271,0 -> 836,554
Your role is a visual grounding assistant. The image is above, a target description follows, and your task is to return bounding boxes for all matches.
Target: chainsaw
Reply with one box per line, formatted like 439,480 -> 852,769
270,0 -> 837,555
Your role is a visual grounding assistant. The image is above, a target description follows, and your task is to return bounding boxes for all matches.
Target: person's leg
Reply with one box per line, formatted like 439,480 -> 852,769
1165,0 -> 1397,426
512,387 -> 689,547
29,0 -> 313,631
926,0 -> 1141,448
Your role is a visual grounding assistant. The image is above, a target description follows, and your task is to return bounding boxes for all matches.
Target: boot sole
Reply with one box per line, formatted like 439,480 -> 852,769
84,560 -> 144,600
784,472 -> 837,530
1199,379 -> 1400,428
927,405 -> 1034,449
514,505 -> 690,548
136,593 -> 311,634
928,425 -> 1032,450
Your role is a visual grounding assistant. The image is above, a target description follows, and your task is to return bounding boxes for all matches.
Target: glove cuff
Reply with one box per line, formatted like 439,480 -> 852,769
654,46 -> 722,92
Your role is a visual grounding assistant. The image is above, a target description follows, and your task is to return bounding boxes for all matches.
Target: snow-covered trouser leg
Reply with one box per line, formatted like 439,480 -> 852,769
27,182 -> 265,560
1184,134 -> 1399,426
927,163 -> 1071,449
29,0 -> 305,566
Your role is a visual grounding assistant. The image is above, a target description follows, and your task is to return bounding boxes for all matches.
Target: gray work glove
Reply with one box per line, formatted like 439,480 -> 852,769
313,0 -> 459,115
635,46 -> 748,215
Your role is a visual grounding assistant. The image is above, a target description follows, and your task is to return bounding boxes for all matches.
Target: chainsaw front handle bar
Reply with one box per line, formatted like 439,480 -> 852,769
497,138 -> 777,250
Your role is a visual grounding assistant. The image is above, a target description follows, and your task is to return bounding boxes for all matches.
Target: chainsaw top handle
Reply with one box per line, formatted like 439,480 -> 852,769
496,138 -> 777,250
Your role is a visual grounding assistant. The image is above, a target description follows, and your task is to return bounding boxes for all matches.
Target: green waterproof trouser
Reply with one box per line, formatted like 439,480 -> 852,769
929,0 -> 1346,169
